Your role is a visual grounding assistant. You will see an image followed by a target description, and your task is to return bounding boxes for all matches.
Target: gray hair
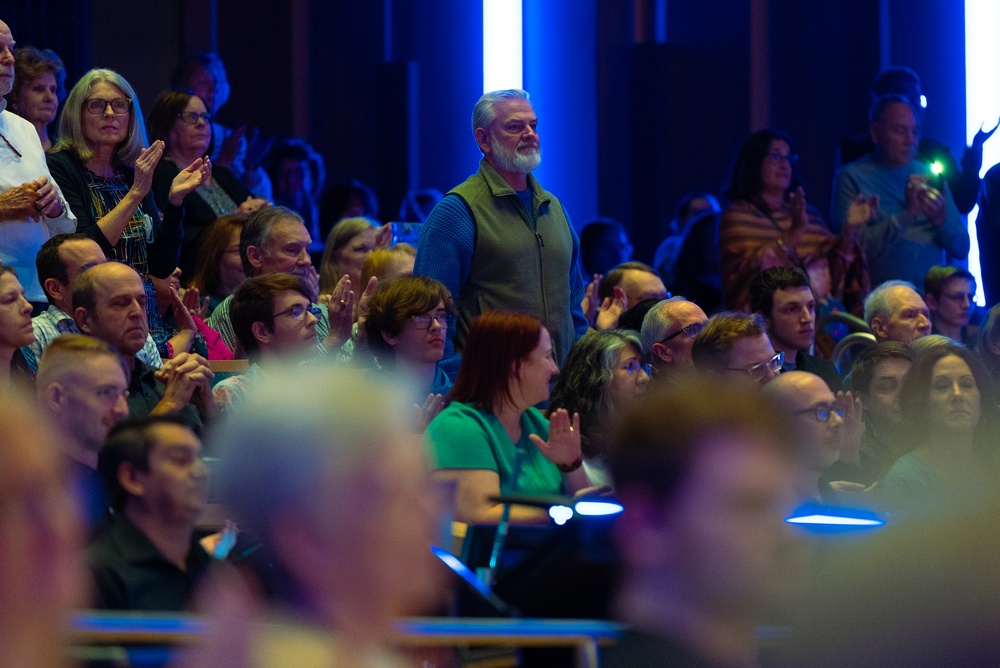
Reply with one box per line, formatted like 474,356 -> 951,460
640,296 -> 689,345
472,89 -> 531,135
239,205 -> 304,277
53,69 -> 148,165
864,280 -> 919,325
211,365 -> 413,543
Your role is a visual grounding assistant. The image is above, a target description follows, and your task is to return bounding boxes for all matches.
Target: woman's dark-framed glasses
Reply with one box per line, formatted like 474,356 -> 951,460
621,360 -> 652,376
272,304 -> 322,321
412,313 -> 454,329
84,97 -> 132,115
793,403 -> 845,423
177,111 -> 213,125
661,321 -> 704,342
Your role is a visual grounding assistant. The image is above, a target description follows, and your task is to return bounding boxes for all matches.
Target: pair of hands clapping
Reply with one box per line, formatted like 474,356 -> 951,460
131,140 -> 211,207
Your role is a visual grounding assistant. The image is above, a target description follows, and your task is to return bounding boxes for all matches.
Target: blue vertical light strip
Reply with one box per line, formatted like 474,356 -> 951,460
965,0 -> 999,306
483,0 -> 523,92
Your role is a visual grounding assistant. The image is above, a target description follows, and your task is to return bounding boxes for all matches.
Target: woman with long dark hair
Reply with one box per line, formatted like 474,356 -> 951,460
720,129 -> 871,313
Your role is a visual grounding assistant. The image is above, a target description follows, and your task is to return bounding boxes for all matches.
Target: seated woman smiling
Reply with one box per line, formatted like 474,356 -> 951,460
424,311 -> 591,524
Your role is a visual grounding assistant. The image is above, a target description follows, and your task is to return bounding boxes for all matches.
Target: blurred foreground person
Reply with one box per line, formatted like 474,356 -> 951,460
784,504 -> 1000,667
0,394 -> 86,668
196,367 -> 443,667
603,379 -> 804,668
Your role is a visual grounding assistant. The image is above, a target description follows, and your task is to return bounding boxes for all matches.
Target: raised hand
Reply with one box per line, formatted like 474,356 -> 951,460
168,156 -> 210,206
580,273 -> 602,327
375,223 -> 394,248
595,285 -> 627,331
180,285 -> 210,319
529,408 -> 582,469
318,274 -> 354,346
30,177 -> 66,217
413,393 -> 445,432
216,125 -> 246,169
131,140 -> 165,200
844,194 -> 878,232
974,119 -> 999,148
355,275 -> 379,337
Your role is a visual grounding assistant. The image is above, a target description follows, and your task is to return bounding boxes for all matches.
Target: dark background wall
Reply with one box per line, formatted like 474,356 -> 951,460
5,0 -> 973,261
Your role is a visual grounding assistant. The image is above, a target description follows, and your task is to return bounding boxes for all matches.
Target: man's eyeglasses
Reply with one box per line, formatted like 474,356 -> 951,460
84,97 -> 132,115
412,313 -> 453,329
272,304 -> 322,321
793,403 -> 845,423
621,360 -> 652,376
177,111 -> 212,125
728,351 -> 784,382
661,322 -> 704,342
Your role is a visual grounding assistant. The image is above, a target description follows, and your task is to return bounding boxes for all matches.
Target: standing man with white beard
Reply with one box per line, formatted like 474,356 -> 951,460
414,89 -> 588,379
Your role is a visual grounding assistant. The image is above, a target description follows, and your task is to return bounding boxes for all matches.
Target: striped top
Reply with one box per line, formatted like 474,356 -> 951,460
719,198 -> 868,313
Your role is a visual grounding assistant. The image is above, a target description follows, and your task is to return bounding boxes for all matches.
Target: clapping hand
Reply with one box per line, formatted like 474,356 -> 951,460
131,140 -> 165,200
581,273 -> 602,327
529,408 -> 582,469
169,156 -> 211,206
596,285 -> 627,331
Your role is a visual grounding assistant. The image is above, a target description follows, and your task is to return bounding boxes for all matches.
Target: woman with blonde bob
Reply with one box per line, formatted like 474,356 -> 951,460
47,69 -> 207,311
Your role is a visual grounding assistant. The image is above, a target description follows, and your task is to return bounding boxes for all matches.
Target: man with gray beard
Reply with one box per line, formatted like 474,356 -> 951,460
414,89 -> 588,379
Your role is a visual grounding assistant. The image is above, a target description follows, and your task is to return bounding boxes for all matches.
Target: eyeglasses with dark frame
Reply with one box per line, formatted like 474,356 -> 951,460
660,321 -> 704,342
411,313 -> 454,329
727,351 -> 784,382
176,111 -> 213,125
84,97 -> 133,115
272,304 -> 322,321
793,403 -> 845,423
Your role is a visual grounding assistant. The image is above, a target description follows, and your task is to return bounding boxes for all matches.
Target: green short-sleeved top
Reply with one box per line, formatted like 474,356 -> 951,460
424,401 -> 566,495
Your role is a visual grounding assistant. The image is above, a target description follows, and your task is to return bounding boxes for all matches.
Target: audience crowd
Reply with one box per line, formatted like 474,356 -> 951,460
4,14 -> 1000,667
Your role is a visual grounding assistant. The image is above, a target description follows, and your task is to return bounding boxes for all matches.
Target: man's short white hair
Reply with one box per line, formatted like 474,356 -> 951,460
864,280 -> 919,325
641,296 -> 689,345
472,89 -> 531,135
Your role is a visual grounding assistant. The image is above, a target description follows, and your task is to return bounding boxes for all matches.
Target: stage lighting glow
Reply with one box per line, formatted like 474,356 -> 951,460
483,0 -> 523,93
574,500 -> 625,517
785,502 -> 886,528
548,504 -> 573,525
920,94 -> 927,109
964,0 -> 1000,306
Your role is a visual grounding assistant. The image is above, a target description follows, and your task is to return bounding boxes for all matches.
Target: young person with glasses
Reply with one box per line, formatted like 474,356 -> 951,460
364,274 -> 456,430
147,88 -> 267,279
214,273 -> 320,413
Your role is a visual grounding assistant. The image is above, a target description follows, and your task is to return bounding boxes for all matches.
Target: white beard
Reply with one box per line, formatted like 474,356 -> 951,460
490,136 -> 542,174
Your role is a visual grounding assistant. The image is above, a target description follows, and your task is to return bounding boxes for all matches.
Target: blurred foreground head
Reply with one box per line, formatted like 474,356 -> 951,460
606,379 -> 805,667
212,366 -> 441,640
0,393 -> 85,668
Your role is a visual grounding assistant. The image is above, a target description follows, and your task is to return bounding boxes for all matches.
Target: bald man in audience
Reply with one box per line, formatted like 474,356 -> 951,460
23,232 -> 161,372
0,393 -> 86,668
599,261 -> 669,311
691,312 -> 782,387
864,280 -> 932,344
36,334 -> 130,526
90,415 -> 211,611
603,380 -> 804,667
640,296 -> 708,384
73,262 -> 213,427
764,371 -> 856,502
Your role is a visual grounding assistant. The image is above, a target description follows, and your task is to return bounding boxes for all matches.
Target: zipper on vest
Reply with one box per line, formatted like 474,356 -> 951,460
535,232 -> 548,324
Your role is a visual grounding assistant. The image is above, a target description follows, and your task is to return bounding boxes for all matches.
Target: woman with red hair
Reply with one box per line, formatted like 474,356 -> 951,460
424,311 -> 590,524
